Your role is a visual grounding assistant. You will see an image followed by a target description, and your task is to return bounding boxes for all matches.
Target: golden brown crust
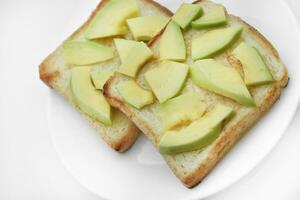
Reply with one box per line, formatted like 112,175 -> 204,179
39,57 -> 60,88
103,9 -> 289,187
113,123 -> 140,152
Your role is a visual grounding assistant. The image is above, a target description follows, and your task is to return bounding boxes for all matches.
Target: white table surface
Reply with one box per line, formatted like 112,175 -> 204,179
1,0 -> 299,199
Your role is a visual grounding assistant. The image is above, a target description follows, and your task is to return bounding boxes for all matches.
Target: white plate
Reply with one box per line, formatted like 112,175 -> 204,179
48,0 -> 300,199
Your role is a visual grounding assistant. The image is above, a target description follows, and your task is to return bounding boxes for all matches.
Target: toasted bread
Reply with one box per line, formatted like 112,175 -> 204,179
103,0 -> 288,186
39,0 -> 172,152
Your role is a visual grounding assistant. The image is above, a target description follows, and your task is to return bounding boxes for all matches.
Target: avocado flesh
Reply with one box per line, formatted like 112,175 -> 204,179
115,39 -> 153,77
127,15 -> 169,41
172,3 -> 203,29
158,93 -> 207,131
85,0 -> 139,39
159,104 -> 234,154
118,80 -> 154,109
114,39 -> 137,61
192,26 -> 243,60
119,43 -> 153,77
71,67 -> 111,125
190,59 -> 255,107
159,21 -> 186,61
63,41 -> 113,66
144,61 -> 189,103
192,6 -> 227,29
90,69 -> 114,90
232,42 -> 274,86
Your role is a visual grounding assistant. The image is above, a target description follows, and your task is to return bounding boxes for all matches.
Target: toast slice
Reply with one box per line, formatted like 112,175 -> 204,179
104,0 -> 289,186
39,0 -> 172,152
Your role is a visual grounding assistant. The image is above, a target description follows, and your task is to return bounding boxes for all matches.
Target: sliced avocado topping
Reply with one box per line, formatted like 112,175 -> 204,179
144,61 -> 189,103
85,0 -> 139,39
158,93 -> 207,131
63,41 -> 113,66
190,59 -> 256,107
232,42 -> 274,86
127,15 -> 169,41
90,69 -> 114,90
70,67 -> 111,125
192,6 -> 227,29
172,3 -> 203,29
159,21 -> 186,61
192,26 -> 243,60
118,80 -> 154,109
114,39 -> 153,77
159,104 -> 234,154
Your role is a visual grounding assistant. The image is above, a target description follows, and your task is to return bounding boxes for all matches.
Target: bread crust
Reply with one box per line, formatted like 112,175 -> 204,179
39,0 -> 172,152
103,11 -> 289,187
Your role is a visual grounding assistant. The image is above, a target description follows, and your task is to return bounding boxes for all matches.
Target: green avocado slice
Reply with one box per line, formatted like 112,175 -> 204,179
63,41 -> 113,66
190,59 -> 256,107
71,67 -> 111,125
118,80 -> 154,109
144,61 -> 189,103
172,3 -> 203,29
158,93 -> 207,131
114,39 -> 153,78
192,26 -> 243,60
159,21 -> 186,62
159,104 -> 234,154
232,42 -> 274,86
127,15 -> 170,41
192,6 -> 227,29
85,0 -> 139,39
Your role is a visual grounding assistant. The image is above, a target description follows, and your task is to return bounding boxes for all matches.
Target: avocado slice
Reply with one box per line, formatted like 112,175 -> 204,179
159,104 -> 234,154
127,15 -> 169,41
172,3 -> 203,29
71,67 -> 111,125
159,21 -> 186,62
118,80 -> 154,109
90,69 -> 114,90
192,26 -> 243,60
114,39 -> 153,77
85,0 -> 139,39
190,59 -> 255,107
144,61 -> 189,103
63,41 -> 114,66
158,93 -> 207,131
232,42 -> 274,86
192,6 -> 227,29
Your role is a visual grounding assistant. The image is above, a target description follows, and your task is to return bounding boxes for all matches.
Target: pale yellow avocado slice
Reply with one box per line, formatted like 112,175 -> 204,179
114,39 -> 137,61
85,0 -> 139,39
192,6 -> 227,29
192,26 -> 243,60
232,42 -> 274,86
144,61 -> 189,103
190,59 -> 256,107
127,15 -> 170,41
63,41 -> 114,66
158,93 -> 207,131
90,69 -> 114,90
159,21 -> 186,61
114,39 -> 153,77
71,67 -> 111,125
159,104 -> 234,154
172,3 -> 203,29
118,80 -> 154,109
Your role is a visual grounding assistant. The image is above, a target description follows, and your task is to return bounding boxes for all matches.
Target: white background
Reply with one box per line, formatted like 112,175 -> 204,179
0,0 -> 300,199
